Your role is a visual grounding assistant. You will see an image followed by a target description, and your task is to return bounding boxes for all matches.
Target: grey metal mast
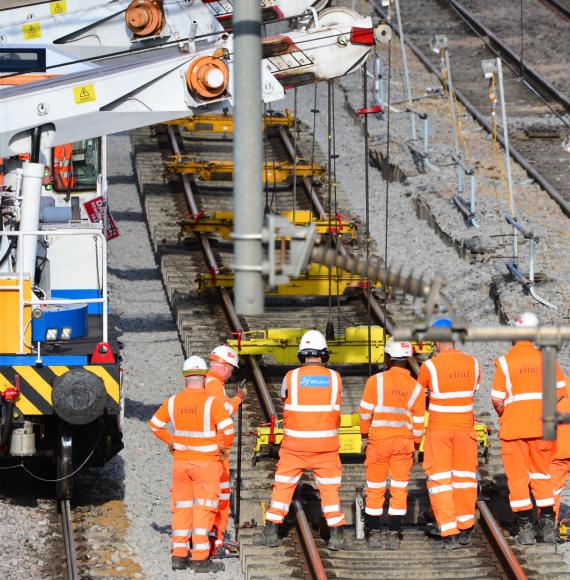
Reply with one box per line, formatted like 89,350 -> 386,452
233,0 -> 264,315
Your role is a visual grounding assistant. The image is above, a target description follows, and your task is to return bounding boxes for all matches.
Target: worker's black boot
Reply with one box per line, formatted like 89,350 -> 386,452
171,556 -> 188,571
262,522 -> 280,547
328,525 -> 351,551
442,534 -> 459,550
386,530 -> 401,550
538,509 -> 557,544
366,515 -> 383,549
188,559 -> 225,574
516,512 -> 536,545
386,515 -> 403,550
458,526 -> 475,546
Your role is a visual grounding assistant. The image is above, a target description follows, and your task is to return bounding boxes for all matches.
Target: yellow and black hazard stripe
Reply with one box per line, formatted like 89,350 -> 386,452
0,365 -> 120,416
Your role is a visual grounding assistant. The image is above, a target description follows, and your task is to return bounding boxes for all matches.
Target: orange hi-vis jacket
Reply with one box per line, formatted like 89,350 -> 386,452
359,367 -> 426,445
280,364 -> 342,453
554,387 -> 570,460
418,349 -> 481,431
149,388 -> 234,461
205,370 -> 242,416
53,144 -> 75,189
492,341 -> 567,440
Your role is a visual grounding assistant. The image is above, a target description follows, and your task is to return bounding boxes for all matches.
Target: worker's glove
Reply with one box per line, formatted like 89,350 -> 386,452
361,436 -> 369,453
236,379 -> 247,401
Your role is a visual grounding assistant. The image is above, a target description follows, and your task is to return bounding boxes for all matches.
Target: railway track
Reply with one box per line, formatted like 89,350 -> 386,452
132,117 -> 567,578
372,0 -> 570,217
543,0 -> 570,19
59,499 -> 79,580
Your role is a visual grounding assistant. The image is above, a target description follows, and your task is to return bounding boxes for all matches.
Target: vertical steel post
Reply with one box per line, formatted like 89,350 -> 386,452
541,345 -> 558,441
233,0 -> 264,315
393,0 -> 417,142
444,48 -> 460,157
235,402 -> 243,526
495,58 -> 518,266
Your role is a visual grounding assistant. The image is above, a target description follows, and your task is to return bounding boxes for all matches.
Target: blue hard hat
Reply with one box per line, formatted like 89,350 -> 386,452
431,318 -> 453,329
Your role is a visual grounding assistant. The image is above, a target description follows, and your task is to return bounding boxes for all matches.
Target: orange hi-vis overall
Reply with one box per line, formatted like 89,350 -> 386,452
359,367 -> 426,517
492,341 -> 566,513
550,388 -> 570,519
149,389 -> 234,560
53,144 -> 75,190
418,349 -> 481,536
265,364 -> 345,528
205,370 -> 242,545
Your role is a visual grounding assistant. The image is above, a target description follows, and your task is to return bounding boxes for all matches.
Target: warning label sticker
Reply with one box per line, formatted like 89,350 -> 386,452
22,22 -> 42,40
50,1 -> 67,15
73,84 -> 97,105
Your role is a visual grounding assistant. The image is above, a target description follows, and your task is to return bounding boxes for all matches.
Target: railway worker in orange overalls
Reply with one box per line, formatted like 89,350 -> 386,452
262,330 -> 350,550
360,339 -> 426,550
149,355 -> 235,573
492,312 -> 567,545
52,144 -> 75,190
205,345 -> 247,553
418,318 -> 481,549
550,381 -> 570,522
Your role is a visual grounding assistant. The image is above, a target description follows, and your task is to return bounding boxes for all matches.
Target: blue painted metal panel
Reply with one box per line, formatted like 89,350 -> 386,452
32,304 -> 88,342
0,355 -> 89,365
51,289 -> 104,315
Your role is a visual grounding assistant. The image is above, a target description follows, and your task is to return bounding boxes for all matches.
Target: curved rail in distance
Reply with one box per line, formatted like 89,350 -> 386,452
370,0 -> 570,217
541,0 -> 570,19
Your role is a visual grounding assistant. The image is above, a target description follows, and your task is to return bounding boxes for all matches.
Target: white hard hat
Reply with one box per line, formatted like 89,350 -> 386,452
385,338 -> 413,359
298,330 -> 327,353
209,345 -> 239,368
182,355 -> 208,377
515,312 -> 539,328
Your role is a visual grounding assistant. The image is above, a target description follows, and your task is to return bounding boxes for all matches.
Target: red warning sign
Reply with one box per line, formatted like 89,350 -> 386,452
84,196 -> 120,240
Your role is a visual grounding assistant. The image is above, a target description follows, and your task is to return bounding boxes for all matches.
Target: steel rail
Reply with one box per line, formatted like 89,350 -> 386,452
59,499 -> 79,580
477,500 -> 528,580
371,2 -> 570,218
166,124 -> 326,580
446,0 -> 570,112
540,0 -> 570,20
277,126 -> 327,219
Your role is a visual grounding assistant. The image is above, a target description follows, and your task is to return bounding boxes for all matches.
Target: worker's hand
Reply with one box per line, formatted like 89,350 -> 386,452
361,436 -> 368,453
492,399 -> 504,417
236,380 -> 247,401
168,443 -> 174,455
413,450 -> 420,464
219,445 -> 229,460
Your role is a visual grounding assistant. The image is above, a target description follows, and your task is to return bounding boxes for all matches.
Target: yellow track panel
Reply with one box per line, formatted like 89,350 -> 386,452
228,327 -> 433,365
165,155 -> 323,184
179,210 -> 357,241
198,263 -> 381,296
166,111 -> 294,133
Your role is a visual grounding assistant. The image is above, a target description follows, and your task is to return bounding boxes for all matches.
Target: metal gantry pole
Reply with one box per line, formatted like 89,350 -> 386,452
233,0 -> 264,315
393,0 -> 417,142
495,58 -> 518,266
444,48 -> 460,157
